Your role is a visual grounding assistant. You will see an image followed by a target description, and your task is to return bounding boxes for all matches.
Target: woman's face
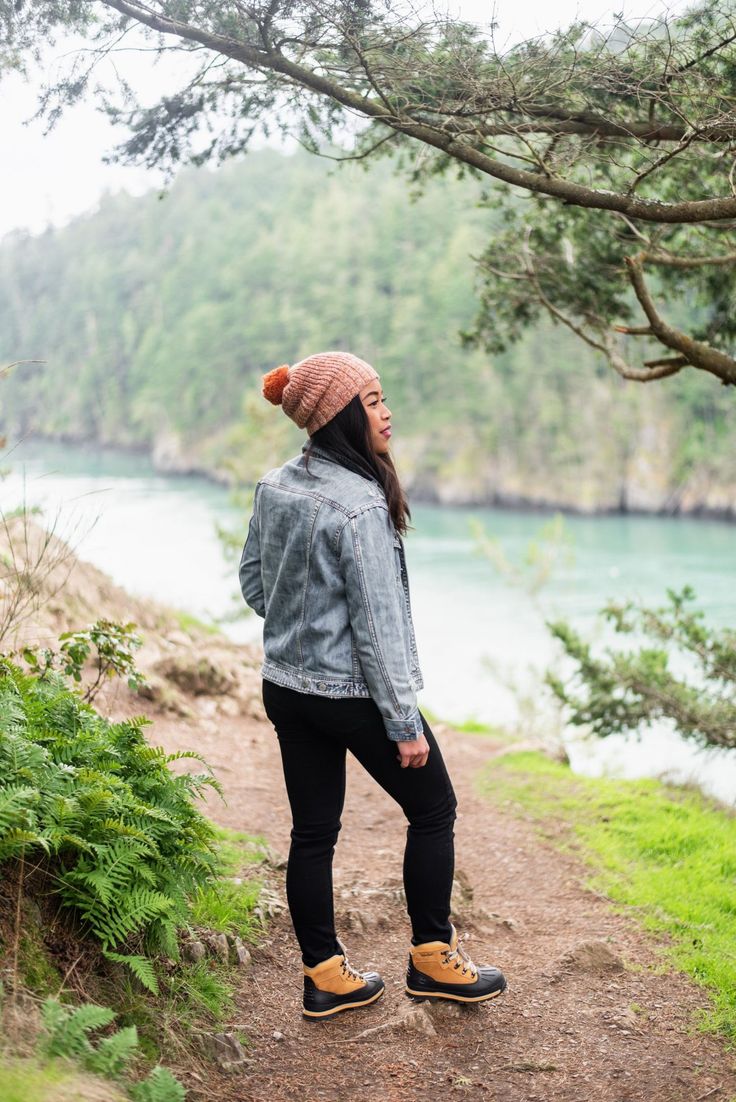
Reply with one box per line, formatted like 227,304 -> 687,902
359,377 -> 392,455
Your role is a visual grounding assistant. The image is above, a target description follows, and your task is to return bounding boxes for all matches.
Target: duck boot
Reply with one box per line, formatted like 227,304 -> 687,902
302,939 -> 385,1020
405,923 -> 508,1003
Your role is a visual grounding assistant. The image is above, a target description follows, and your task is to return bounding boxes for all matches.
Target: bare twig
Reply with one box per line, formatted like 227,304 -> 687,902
11,854 -> 25,1002
0,359 -> 46,379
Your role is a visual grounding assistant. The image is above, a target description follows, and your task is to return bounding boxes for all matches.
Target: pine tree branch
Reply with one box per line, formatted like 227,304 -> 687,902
99,0 -> 736,224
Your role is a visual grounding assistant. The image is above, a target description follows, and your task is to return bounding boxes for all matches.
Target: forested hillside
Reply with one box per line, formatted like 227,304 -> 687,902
1,147 -> 733,514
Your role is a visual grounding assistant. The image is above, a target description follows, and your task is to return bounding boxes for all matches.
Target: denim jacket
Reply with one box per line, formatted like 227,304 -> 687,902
238,441 -> 424,741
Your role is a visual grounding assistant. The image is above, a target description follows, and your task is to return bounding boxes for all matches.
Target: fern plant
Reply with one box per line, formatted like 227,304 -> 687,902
39,997 -> 185,1101
0,654 -> 224,983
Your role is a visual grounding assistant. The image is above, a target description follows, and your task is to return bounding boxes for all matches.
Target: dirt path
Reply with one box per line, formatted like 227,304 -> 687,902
137,669 -> 736,1102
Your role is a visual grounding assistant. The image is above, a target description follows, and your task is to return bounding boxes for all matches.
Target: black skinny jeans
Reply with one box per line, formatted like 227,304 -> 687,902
261,677 -> 458,968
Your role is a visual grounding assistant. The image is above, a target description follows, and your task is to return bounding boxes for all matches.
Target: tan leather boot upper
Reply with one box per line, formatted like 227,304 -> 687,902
409,924 -> 479,985
303,953 -> 369,995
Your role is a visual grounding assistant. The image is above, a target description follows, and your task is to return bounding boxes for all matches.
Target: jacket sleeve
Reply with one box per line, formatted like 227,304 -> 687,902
337,505 -> 423,742
238,484 -> 266,618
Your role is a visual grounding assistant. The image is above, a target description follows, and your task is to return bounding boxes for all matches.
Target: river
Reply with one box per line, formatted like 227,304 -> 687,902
3,435 -> 735,805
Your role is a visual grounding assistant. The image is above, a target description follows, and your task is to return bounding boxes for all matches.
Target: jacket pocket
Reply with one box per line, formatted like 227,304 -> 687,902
393,532 -> 403,585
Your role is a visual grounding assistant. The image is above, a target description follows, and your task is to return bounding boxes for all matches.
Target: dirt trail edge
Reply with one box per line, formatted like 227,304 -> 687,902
113,649 -> 732,1102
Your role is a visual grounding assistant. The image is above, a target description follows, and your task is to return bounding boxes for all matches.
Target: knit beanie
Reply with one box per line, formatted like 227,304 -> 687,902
261,350 -> 379,435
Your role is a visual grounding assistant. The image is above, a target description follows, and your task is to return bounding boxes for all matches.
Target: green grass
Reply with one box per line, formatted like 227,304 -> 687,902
421,704 -> 509,740
0,1057 -> 125,1102
450,717 -> 512,739
114,958 -> 238,1062
207,824 -> 270,876
170,609 -> 222,636
190,879 -> 262,938
475,750 -> 736,1046
190,825 -> 268,940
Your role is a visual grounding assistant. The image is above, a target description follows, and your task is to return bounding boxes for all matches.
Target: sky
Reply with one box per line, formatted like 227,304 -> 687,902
1,0 -> 690,240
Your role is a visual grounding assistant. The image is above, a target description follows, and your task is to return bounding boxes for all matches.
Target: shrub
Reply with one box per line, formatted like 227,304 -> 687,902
0,655 -> 223,976
19,619 -> 150,703
546,586 -> 736,752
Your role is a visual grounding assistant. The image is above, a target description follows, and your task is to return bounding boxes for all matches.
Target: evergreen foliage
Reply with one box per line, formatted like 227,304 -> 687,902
0,149 -> 495,443
5,2 -> 736,380
1,149 -> 733,507
546,587 -> 736,751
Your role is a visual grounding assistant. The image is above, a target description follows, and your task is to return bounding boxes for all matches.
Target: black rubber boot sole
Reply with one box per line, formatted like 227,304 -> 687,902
405,959 -> 508,1003
303,978 -> 385,1019
405,986 -> 507,1004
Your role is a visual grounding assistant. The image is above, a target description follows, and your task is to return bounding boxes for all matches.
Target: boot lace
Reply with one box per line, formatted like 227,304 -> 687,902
340,956 -> 363,981
442,939 -> 478,979
336,937 -> 363,982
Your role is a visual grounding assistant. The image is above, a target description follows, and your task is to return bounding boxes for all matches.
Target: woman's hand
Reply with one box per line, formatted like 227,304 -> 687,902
396,733 -> 430,768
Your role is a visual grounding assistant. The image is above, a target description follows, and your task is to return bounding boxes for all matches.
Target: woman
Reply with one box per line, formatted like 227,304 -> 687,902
239,350 -> 507,1020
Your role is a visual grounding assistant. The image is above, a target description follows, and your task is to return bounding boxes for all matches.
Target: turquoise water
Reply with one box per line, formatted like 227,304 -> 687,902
3,436 -> 735,803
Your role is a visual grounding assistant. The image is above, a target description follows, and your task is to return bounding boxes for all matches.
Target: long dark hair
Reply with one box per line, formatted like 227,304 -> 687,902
304,393 -> 412,536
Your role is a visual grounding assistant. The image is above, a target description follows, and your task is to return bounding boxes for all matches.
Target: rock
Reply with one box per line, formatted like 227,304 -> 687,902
558,940 -> 625,974
245,697 -> 268,722
340,908 -> 370,934
400,1005 -> 437,1036
337,905 -> 391,934
450,870 -> 477,925
453,869 -> 475,903
607,1007 -> 640,1030
228,935 -> 252,967
197,697 -> 218,717
133,673 -> 192,715
183,939 -> 206,963
153,652 -> 235,696
337,883 -> 405,907
207,932 -> 231,964
25,897 -> 44,927
260,843 -> 288,869
152,428 -> 186,472
240,648 -> 262,670
194,1031 -> 251,1071
272,1030 -> 285,1041
219,695 -> 241,717
346,1004 -> 438,1041
475,906 -> 520,933
253,885 -> 287,922
425,999 -> 472,1021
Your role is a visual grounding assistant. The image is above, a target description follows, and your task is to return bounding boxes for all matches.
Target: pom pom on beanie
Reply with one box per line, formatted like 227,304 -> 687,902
262,364 -> 290,405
